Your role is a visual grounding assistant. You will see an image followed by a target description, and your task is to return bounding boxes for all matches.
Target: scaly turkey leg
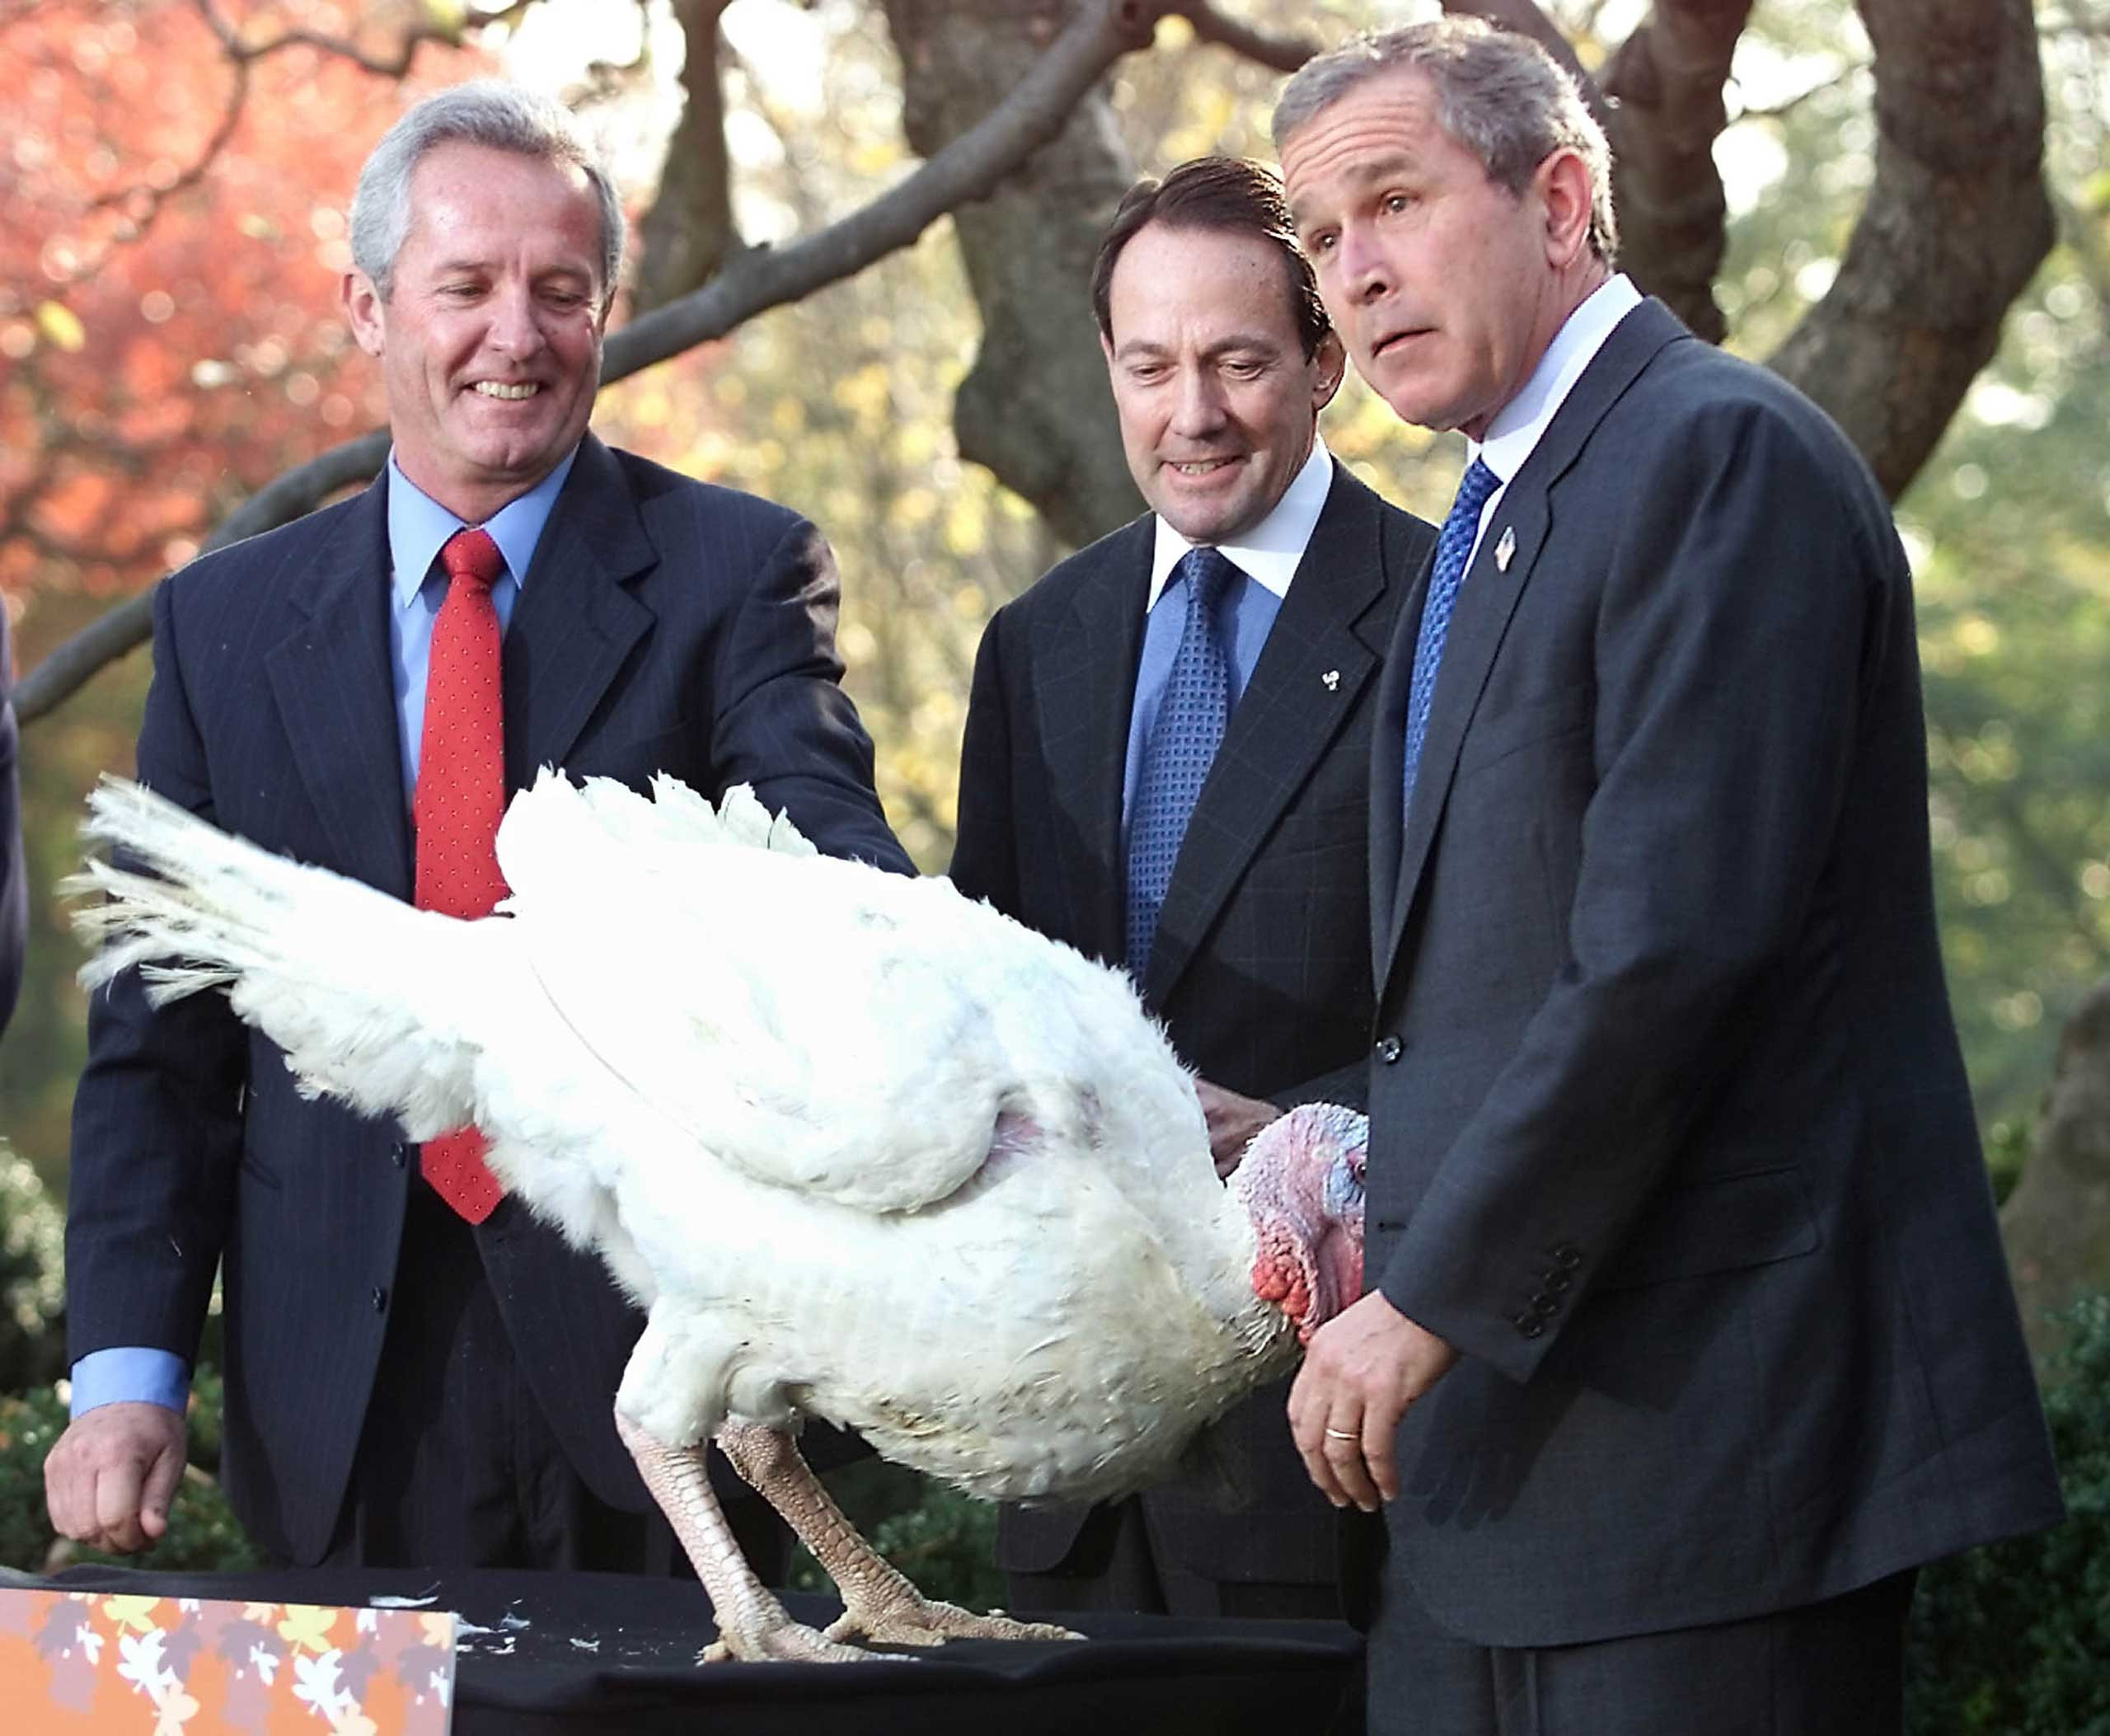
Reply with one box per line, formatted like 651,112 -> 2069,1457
715,1419 -> 1081,1648
613,1408 -> 866,1663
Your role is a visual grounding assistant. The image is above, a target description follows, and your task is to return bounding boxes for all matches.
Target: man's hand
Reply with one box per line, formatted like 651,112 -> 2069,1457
44,1402 -> 189,1555
1193,1079 -> 1282,1178
1288,1290 -> 1457,1511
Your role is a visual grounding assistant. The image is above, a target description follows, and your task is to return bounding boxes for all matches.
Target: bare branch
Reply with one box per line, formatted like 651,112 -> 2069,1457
632,0 -> 740,313
16,0 -> 1171,725
1596,0 -> 1756,342
187,0 -> 530,77
1173,2 -> 1320,73
1768,0 -> 2053,498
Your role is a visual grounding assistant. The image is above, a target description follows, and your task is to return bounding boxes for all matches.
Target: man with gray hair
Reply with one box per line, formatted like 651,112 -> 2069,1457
1273,18 -> 2060,1732
47,80 -> 908,1575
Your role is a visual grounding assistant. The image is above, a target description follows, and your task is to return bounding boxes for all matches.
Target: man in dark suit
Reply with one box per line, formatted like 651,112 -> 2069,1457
46,81 -> 908,1574
951,157 -> 1435,1621
1274,21 -> 2063,1733
0,603 -> 25,1037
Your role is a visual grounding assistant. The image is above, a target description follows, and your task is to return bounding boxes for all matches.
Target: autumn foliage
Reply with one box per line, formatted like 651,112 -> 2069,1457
0,2 -> 482,608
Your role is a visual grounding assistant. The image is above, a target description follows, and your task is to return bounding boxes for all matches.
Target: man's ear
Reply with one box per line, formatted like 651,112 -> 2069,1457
343,270 -> 387,359
1311,330 -> 1348,412
1536,148 -> 1595,270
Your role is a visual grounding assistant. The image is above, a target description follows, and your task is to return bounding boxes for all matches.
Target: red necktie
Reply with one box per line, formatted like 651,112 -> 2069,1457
413,527 -> 508,1222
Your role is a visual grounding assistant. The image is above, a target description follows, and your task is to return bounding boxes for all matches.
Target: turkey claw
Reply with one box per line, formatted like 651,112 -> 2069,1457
702,1620 -> 875,1664
827,1598 -> 1082,1648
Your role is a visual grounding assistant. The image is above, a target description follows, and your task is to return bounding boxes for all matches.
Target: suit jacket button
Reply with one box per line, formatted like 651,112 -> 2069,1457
1375,1035 -> 1404,1064
371,1287 -> 388,1313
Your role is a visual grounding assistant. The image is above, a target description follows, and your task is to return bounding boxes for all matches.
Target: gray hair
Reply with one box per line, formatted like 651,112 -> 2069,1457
1273,17 -> 1618,265
349,81 -> 626,302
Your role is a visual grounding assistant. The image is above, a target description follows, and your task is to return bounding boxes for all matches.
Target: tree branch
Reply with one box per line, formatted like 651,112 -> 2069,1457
16,0 -> 1170,725
1595,0 -> 1755,342
1172,2 -> 1320,73
631,0 -> 739,312
1767,0 -> 2053,498
187,0 -> 532,77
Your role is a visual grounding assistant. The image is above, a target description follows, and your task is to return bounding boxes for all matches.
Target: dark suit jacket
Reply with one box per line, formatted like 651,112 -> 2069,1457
66,434 -> 910,1565
951,464 -> 1435,1584
1362,298 -> 2061,1647
0,607 -> 25,1036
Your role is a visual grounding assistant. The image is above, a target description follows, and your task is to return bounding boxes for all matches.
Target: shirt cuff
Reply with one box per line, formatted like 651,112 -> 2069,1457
69,1348 -> 190,1419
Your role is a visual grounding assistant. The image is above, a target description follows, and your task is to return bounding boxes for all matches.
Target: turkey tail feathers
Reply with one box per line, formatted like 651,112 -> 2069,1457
69,776 -> 487,1140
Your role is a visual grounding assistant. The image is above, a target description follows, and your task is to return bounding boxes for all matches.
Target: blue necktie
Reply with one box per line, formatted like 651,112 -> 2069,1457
1401,457 -> 1500,819
1127,547 -> 1238,973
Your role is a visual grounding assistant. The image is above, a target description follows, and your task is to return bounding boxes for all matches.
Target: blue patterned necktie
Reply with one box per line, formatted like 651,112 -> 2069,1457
1401,457 -> 1501,819
1127,546 -> 1238,973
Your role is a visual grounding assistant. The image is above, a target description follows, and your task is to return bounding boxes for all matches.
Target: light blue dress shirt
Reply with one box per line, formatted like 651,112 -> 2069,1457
70,448 -> 579,1420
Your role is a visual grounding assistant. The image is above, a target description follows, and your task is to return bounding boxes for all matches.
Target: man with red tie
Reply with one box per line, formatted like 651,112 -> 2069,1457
46,81 -> 908,1573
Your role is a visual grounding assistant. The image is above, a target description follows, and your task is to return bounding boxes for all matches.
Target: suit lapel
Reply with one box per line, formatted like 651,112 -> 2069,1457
1036,518 -> 1151,964
1367,532 -> 1433,981
1146,469 -> 1398,1006
502,435 -> 656,789
264,475 -> 415,899
1378,298 -> 1690,999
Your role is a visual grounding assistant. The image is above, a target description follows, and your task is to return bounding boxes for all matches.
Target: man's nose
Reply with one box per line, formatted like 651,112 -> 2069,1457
1336,228 -> 1393,304
1170,368 -> 1228,434
485,283 -> 544,356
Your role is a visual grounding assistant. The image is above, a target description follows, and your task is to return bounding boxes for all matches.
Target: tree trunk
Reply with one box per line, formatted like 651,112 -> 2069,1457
1768,0 -> 2052,499
880,0 -> 1143,550
2002,979 -> 2110,1362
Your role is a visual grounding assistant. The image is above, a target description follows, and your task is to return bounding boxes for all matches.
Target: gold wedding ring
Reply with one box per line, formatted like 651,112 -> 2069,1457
1324,1426 -> 1359,1441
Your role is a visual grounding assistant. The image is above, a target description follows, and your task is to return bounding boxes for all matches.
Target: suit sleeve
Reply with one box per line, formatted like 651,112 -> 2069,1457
1378,398 -> 1893,1382
709,514 -> 914,875
0,609 -> 25,1036
65,575 -> 245,1368
945,609 -> 1021,917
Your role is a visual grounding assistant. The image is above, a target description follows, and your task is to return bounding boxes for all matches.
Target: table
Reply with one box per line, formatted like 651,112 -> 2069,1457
26,1563 -> 1362,1735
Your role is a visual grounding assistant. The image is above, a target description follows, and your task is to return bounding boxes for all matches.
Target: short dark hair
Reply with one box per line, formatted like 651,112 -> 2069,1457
1090,157 -> 1333,359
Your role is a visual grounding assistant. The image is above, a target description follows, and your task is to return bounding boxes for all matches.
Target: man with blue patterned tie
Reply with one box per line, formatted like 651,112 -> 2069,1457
951,157 -> 1435,1625
48,81 -> 907,1576
1276,20 -> 2060,1734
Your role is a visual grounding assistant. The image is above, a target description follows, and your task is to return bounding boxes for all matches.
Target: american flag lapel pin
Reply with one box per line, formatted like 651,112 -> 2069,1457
1495,526 -> 1517,572
1321,669 -> 1340,692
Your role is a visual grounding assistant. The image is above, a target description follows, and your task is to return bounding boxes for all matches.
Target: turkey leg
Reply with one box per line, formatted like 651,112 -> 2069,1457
715,1419 -> 1081,1648
612,1409 -> 865,1663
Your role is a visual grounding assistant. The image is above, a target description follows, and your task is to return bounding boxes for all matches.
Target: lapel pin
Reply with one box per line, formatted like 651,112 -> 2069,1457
1321,669 -> 1340,692
1495,527 -> 1517,572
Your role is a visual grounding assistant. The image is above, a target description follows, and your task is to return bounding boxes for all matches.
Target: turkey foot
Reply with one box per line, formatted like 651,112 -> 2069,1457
716,1419 -> 1082,1649
613,1409 -> 865,1663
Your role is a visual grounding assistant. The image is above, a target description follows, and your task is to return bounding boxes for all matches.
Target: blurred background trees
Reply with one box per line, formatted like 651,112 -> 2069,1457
1,0 -> 2107,1687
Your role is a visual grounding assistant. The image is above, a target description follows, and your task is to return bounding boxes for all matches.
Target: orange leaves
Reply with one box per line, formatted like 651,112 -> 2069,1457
0,1 -> 491,613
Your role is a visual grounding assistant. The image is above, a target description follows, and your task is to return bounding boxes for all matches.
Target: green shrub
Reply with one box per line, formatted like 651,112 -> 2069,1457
0,1371 -> 260,1574
0,1141 -> 65,1395
1907,1293 -> 2110,1734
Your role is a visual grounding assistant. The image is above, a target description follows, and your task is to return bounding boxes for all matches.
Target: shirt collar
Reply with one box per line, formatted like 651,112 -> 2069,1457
386,443 -> 582,609
1470,274 -> 1642,486
1147,437 -> 1334,608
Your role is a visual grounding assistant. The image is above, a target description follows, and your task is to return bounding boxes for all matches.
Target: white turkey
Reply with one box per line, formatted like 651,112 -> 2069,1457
71,771 -> 1369,1663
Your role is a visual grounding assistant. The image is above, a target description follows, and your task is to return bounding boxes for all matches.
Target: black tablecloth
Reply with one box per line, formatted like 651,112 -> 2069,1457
26,1563 -> 1362,1734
